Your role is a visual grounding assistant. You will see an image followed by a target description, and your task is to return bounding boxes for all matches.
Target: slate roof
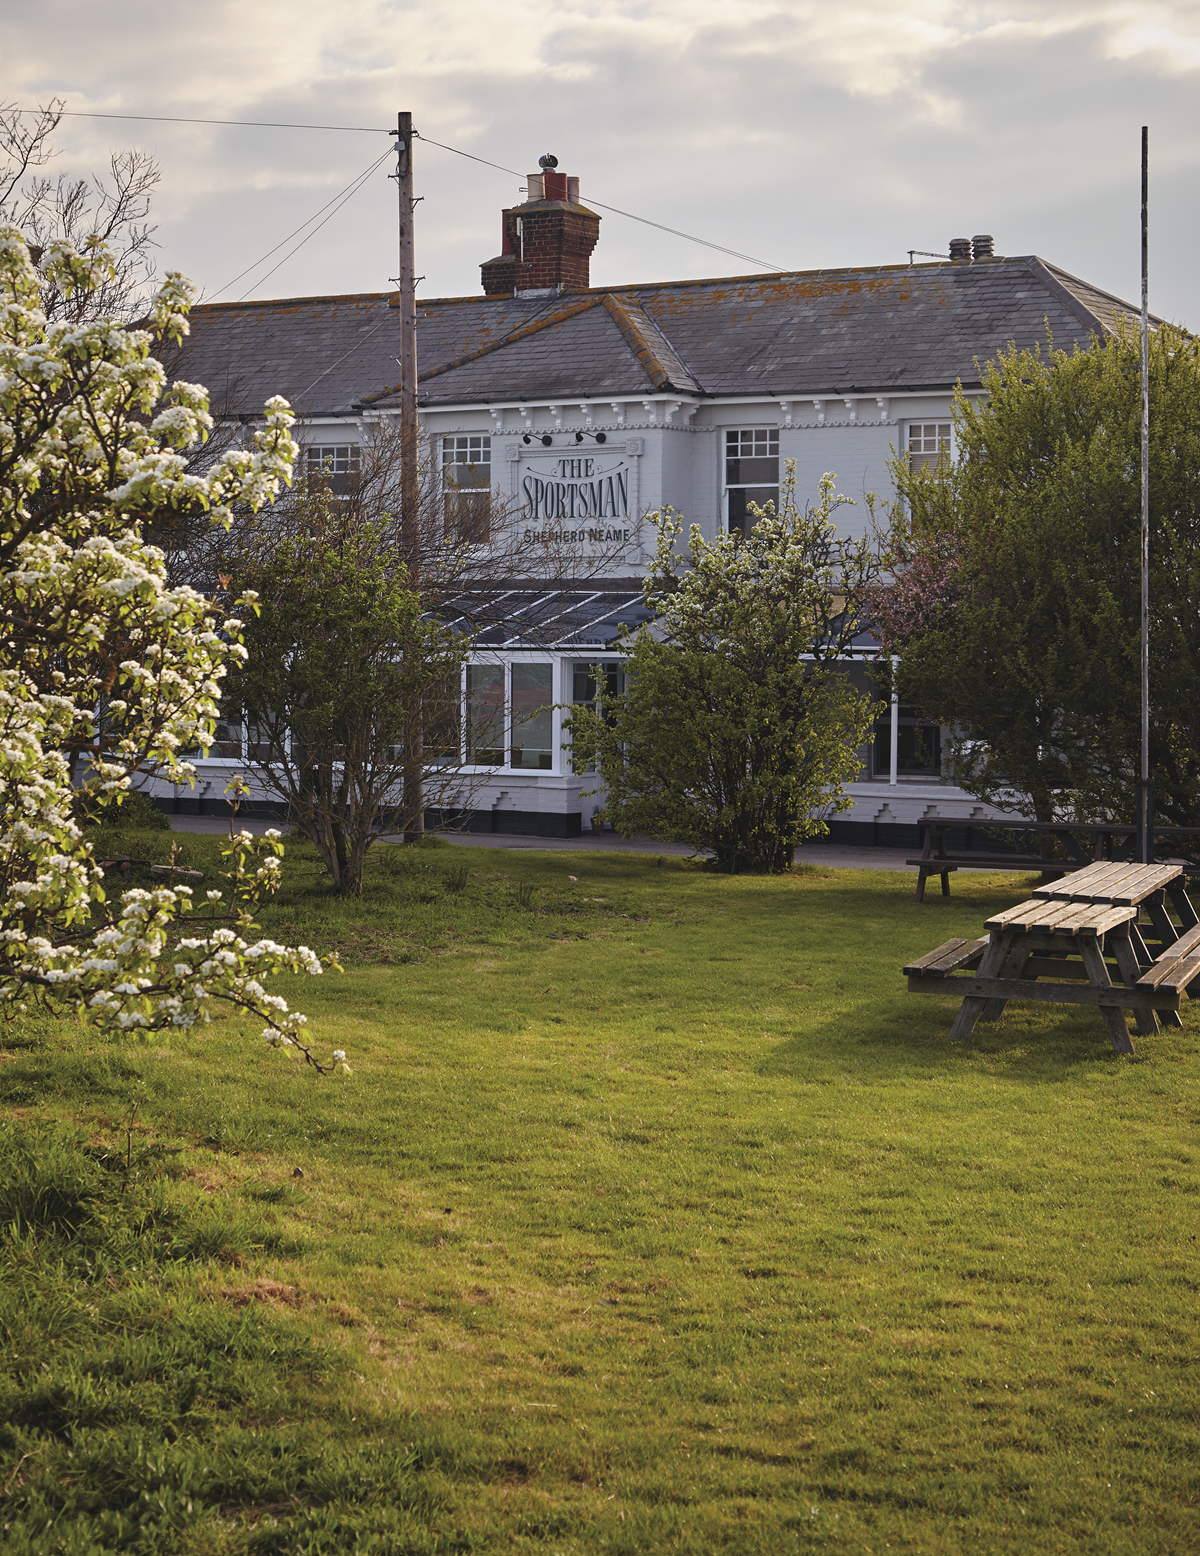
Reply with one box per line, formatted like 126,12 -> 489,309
175,255 -> 1150,419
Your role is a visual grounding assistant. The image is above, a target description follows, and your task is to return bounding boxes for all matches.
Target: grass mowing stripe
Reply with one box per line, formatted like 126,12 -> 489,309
2,836 -> 1198,1551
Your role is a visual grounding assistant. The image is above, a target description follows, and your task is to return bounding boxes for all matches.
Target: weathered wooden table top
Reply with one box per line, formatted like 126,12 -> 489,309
904,858 -> 1200,1054
984,897 -> 1140,938
1031,861 -> 1183,907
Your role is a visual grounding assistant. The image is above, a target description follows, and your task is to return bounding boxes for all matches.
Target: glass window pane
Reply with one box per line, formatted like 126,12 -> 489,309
444,487 -> 491,543
443,458 -> 491,486
304,443 -> 360,496
726,428 -> 779,485
728,487 -> 779,535
511,663 -> 554,770
909,424 -> 951,469
212,709 -> 243,759
873,708 -> 942,776
727,429 -> 777,458
570,662 -> 624,773
726,454 -> 780,485
443,434 -> 490,468
572,662 -> 624,705
424,671 -> 462,765
466,663 -> 505,765
244,709 -> 282,762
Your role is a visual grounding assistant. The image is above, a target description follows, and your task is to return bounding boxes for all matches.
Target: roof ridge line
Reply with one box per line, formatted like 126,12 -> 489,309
406,293 -> 602,391
1022,256 -> 1115,336
601,293 -> 700,393
191,289 -> 396,313
1037,257 -> 1167,331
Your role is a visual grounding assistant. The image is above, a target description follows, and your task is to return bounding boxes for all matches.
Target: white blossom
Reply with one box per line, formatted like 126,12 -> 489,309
0,229 -> 345,1077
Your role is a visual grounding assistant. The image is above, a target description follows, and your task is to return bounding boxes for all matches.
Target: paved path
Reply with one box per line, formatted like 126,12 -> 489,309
166,814 -> 926,873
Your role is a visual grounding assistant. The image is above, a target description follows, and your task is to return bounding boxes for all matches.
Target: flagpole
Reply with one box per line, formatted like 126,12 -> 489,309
1139,125 -> 1151,864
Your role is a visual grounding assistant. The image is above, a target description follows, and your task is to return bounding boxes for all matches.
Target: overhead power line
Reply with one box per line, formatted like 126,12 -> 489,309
15,106 -> 388,133
16,105 -> 789,279
208,146 -> 394,303
415,134 -> 787,272
586,196 -> 786,273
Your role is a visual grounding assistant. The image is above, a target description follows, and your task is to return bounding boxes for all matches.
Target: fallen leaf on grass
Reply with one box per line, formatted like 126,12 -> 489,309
219,1278 -> 300,1307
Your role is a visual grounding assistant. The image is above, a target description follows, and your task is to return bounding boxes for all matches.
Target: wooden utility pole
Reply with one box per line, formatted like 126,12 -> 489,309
1139,125 -> 1152,864
393,110 -> 424,840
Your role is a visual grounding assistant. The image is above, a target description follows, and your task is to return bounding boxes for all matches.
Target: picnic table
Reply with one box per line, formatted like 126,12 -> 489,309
909,816 -> 1200,902
903,861 -> 1200,1055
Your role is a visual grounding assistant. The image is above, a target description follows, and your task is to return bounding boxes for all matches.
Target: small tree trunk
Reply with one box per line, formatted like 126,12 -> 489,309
403,694 -> 424,844
1032,788 -> 1058,878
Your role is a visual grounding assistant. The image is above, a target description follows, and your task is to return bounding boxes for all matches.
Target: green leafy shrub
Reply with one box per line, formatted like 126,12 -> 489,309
79,787 -> 171,831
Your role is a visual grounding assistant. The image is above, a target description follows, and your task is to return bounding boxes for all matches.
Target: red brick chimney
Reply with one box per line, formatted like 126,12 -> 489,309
481,156 -> 600,297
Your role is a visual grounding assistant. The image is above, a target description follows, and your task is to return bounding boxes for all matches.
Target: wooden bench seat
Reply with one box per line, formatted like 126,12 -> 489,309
908,853 -> 1072,902
902,938 -> 988,977
906,853 -> 1057,871
1136,921 -> 1200,994
1140,954 -> 1200,995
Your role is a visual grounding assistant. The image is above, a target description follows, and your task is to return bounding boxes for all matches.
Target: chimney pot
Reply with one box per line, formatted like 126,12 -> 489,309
480,162 -> 600,296
972,233 -> 994,260
949,237 -> 971,262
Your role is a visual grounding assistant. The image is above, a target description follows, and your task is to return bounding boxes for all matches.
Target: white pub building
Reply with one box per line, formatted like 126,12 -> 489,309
169,160 -> 1145,844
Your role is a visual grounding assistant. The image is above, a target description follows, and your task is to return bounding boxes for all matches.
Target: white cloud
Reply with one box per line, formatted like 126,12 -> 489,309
3,0 -> 1198,322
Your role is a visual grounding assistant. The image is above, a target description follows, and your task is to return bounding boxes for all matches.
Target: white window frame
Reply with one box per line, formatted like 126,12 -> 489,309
456,654 -> 564,775
192,655 -> 576,778
303,442 -> 360,495
566,656 -> 627,774
441,434 -> 493,543
905,420 -> 954,474
723,425 -> 780,534
194,710 -> 290,765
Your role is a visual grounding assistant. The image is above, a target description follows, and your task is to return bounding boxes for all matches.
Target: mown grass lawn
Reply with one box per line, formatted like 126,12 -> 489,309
3,836 -> 1198,1553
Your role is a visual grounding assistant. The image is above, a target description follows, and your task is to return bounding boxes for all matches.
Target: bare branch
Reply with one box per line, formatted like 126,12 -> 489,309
0,104 -> 160,321
0,99 -> 63,214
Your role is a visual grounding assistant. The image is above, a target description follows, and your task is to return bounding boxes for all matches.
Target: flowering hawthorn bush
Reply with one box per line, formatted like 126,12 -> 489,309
868,548 -> 961,650
0,228 -> 343,1072
566,466 -> 882,872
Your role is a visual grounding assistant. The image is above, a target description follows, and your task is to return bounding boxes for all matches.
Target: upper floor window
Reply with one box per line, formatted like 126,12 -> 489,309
725,428 -> 779,536
442,435 -> 491,543
304,443 -> 360,496
908,423 -> 951,474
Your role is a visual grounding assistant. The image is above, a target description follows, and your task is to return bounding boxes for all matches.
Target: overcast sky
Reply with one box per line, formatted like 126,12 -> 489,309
5,1 -> 1199,325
